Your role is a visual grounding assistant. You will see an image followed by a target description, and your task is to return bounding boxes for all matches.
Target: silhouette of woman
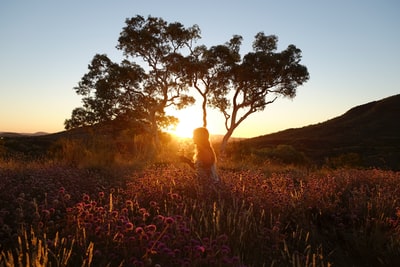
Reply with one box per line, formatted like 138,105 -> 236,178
180,127 -> 220,183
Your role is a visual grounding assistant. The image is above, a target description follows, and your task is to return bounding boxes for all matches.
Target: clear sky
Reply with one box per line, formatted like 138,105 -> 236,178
1,1 -> 399,138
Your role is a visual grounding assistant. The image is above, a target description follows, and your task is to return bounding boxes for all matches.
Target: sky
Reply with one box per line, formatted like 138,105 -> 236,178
1,1 -> 399,138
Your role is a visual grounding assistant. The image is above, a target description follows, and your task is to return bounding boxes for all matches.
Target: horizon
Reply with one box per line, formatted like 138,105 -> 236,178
1,92 -> 397,138
1,1 -> 399,137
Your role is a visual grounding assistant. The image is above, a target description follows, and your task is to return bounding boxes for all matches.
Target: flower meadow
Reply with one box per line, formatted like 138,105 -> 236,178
1,161 -> 400,266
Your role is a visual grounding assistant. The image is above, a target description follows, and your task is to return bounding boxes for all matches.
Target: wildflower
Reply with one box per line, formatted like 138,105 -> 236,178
121,208 -> 128,215
64,194 -> 71,201
143,212 -> 150,220
220,245 -> 231,254
126,200 -> 134,208
82,194 -> 90,202
125,222 -> 134,231
98,191 -> 105,198
170,193 -> 180,200
155,215 -> 165,222
135,227 -> 144,235
165,217 -> 175,225
145,224 -> 157,233
113,232 -> 124,241
139,208 -> 147,214
195,245 -> 206,253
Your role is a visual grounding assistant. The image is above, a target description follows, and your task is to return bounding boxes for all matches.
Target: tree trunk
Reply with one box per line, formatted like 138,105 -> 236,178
202,95 -> 207,128
219,128 -> 234,155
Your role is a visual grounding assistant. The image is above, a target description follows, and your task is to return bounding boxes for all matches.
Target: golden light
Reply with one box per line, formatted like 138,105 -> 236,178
166,107 -> 203,139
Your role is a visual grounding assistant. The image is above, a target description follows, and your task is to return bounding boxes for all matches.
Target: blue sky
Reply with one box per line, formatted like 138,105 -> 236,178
1,1 -> 399,137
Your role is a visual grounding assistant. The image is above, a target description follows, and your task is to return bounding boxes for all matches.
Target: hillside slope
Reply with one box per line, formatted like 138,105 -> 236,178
245,94 -> 400,169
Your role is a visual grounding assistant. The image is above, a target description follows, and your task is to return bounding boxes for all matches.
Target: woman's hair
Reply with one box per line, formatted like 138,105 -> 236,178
193,127 -> 216,166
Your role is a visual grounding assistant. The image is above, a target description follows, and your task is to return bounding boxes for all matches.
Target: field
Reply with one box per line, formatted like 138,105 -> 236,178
1,136 -> 400,266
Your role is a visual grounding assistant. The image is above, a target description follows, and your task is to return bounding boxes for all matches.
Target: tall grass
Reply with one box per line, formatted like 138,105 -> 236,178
1,150 -> 400,266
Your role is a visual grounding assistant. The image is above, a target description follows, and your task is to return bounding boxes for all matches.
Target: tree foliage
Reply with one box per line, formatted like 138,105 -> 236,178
66,15 -> 309,153
194,33 -> 309,153
65,15 -> 200,143
65,54 -> 148,130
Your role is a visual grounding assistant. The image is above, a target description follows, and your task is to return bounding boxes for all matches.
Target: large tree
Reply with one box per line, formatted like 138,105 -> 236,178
116,15 -> 199,143
66,16 -> 309,154
196,33 -> 309,153
64,54 -> 148,130
66,15 -> 200,145
182,39 -> 241,128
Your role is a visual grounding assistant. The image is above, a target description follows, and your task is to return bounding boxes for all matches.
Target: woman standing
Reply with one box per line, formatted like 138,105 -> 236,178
180,127 -> 219,183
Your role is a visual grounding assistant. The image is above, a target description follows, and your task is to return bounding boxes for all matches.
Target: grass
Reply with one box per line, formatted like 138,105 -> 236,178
1,146 -> 400,266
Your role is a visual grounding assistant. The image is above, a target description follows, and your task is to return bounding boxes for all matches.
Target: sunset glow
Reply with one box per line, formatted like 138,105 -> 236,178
0,2 -> 398,136
167,108 -> 203,138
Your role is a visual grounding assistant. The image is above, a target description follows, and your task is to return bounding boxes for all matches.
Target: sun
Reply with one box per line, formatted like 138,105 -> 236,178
166,107 -> 203,139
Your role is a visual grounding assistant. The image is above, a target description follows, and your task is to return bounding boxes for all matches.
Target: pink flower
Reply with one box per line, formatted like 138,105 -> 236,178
126,200 -> 134,208
82,194 -> 90,202
165,217 -> 175,225
145,224 -> 157,233
125,222 -> 134,231
135,227 -> 144,235
196,245 -> 205,253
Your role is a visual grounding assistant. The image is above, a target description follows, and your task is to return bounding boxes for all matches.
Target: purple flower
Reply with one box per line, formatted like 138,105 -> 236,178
165,217 -> 175,225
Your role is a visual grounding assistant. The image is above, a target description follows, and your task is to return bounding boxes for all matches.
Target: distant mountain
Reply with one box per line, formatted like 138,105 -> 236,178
0,132 -> 48,137
242,94 -> 400,170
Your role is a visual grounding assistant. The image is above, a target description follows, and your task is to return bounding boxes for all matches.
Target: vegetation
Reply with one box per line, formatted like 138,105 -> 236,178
1,12 -> 398,267
241,94 -> 400,170
65,15 -> 309,153
1,133 -> 400,266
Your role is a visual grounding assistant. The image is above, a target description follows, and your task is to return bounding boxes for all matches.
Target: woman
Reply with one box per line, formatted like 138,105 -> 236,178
180,127 -> 219,183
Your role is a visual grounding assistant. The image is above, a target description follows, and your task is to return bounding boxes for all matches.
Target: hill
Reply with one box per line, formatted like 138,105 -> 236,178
2,95 -> 399,169
242,94 -> 400,169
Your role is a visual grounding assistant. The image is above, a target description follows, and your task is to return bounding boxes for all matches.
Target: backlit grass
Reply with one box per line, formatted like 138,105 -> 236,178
1,160 -> 399,266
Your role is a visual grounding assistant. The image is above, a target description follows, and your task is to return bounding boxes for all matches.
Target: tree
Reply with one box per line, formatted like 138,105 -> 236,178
182,38 -> 241,128
66,15 -> 200,146
206,33 -> 309,153
66,16 -> 309,155
64,54 -> 148,131
116,15 -> 200,144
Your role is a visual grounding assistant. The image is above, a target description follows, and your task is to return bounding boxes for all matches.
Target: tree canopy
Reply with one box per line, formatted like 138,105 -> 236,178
210,33 -> 309,152
65,15 -> 200,143
65,15 -> 309,153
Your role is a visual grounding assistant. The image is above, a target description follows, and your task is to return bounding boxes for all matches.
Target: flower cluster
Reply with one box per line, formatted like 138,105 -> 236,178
1,162 -> 400,266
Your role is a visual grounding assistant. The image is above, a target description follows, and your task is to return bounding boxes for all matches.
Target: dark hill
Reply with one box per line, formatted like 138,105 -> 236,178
244,94 -> 400,170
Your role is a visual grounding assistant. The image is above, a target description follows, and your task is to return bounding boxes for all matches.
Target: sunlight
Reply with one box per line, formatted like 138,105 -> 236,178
167,107 -> 203,139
